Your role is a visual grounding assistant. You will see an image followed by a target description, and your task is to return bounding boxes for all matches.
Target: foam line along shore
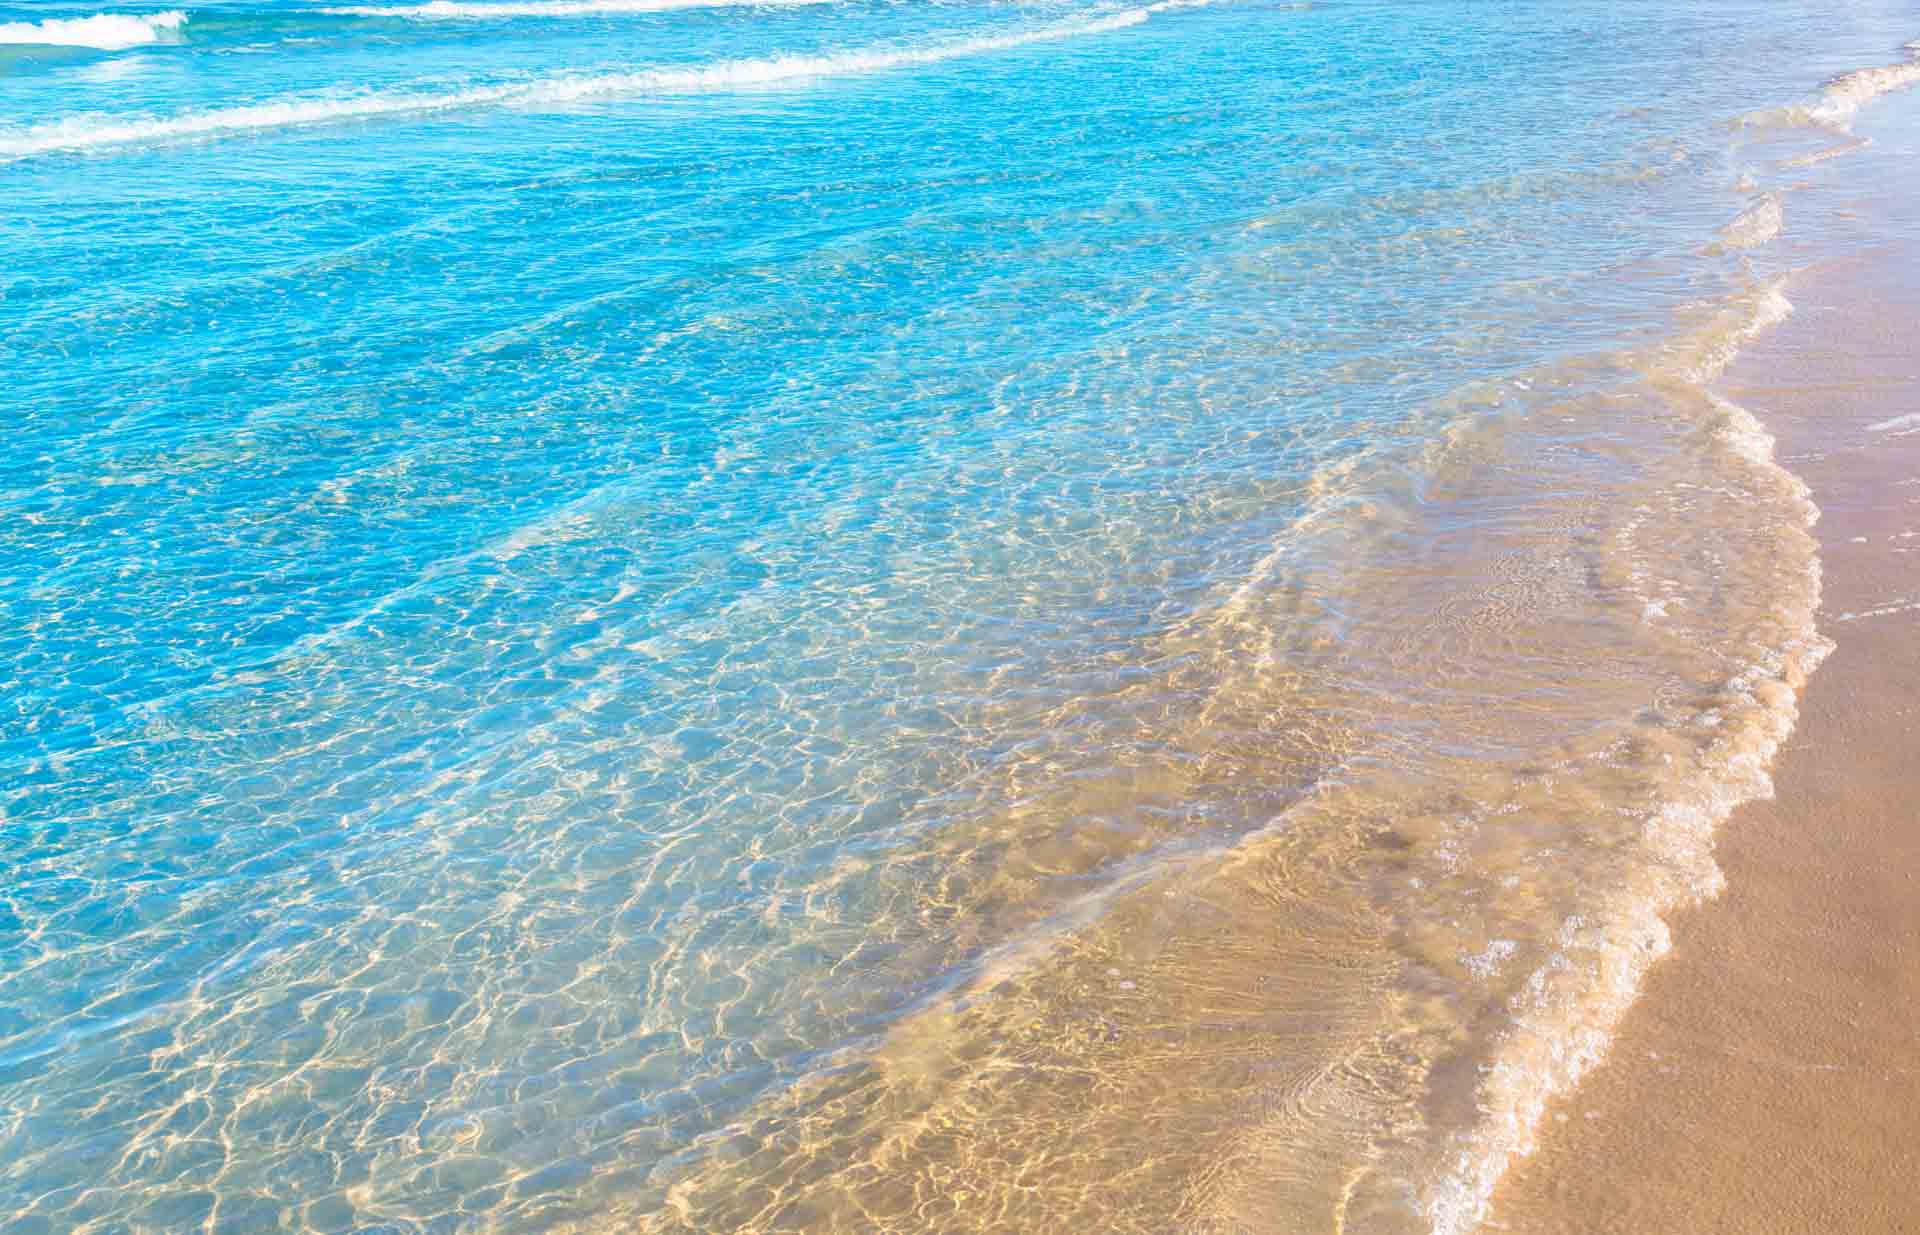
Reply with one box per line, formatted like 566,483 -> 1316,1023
1494,68 -> 1920,1232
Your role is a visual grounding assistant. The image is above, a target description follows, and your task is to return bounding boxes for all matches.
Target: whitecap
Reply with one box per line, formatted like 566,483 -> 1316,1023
0,9 -> 186,50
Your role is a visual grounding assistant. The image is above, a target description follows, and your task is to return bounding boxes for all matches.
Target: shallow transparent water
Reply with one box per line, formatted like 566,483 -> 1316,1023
2,1 -> 1916,1231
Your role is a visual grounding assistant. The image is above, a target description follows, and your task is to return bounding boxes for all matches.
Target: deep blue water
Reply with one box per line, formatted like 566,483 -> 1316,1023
3,1 -> 1917,1231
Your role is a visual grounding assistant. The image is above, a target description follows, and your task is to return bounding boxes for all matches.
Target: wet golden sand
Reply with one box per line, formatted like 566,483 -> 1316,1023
1490,227 -> 1920,1228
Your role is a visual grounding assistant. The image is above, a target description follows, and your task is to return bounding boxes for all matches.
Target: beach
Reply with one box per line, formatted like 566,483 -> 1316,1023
1496,82 -> 1920,1234
4,3 -> 1920,1232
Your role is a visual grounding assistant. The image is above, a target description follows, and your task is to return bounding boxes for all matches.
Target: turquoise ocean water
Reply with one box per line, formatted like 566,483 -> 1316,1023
3,1 -> 1917,1231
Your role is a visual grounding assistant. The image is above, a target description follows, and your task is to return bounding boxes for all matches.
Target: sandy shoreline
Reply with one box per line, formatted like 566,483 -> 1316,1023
1489,88 -> 1920,1234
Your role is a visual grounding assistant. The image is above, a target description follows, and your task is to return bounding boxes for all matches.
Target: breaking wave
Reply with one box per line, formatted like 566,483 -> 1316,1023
1743,38 -> 1920,130
0,5 -> 1172,158
0,9 -> 186,49
325,0 -> 831,19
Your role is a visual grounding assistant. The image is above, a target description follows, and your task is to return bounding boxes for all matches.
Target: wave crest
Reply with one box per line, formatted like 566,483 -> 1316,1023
0,6 -> 1171,158
1743,39 -> 1920,130
325,0 -> 830,19
0,9 -> 185,49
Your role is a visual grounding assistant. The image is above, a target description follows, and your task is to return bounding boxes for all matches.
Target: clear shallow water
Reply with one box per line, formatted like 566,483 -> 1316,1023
1,2 -> 1915,1232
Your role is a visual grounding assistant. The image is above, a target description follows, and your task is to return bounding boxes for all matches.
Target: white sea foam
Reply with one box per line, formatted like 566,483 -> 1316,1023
1709,192 -> 1782,253
1835,597 -> 1920,622
0,9 -> 185,49
1425,497 -> 1830,1235
326,0 -> 828,19
1421,242 -> 1829,1235
1809,39 -> 1920,127
1654,278 -> 1794,387
1743,39 -> 1920,131
0,5 -> 1177,158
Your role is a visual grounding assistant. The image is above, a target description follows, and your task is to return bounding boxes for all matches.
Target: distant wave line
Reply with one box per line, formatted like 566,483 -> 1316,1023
324,0 -> 832,19
0,9 -> 185,49
0,3 -> 1196,159
1741,38 -> 1920,130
